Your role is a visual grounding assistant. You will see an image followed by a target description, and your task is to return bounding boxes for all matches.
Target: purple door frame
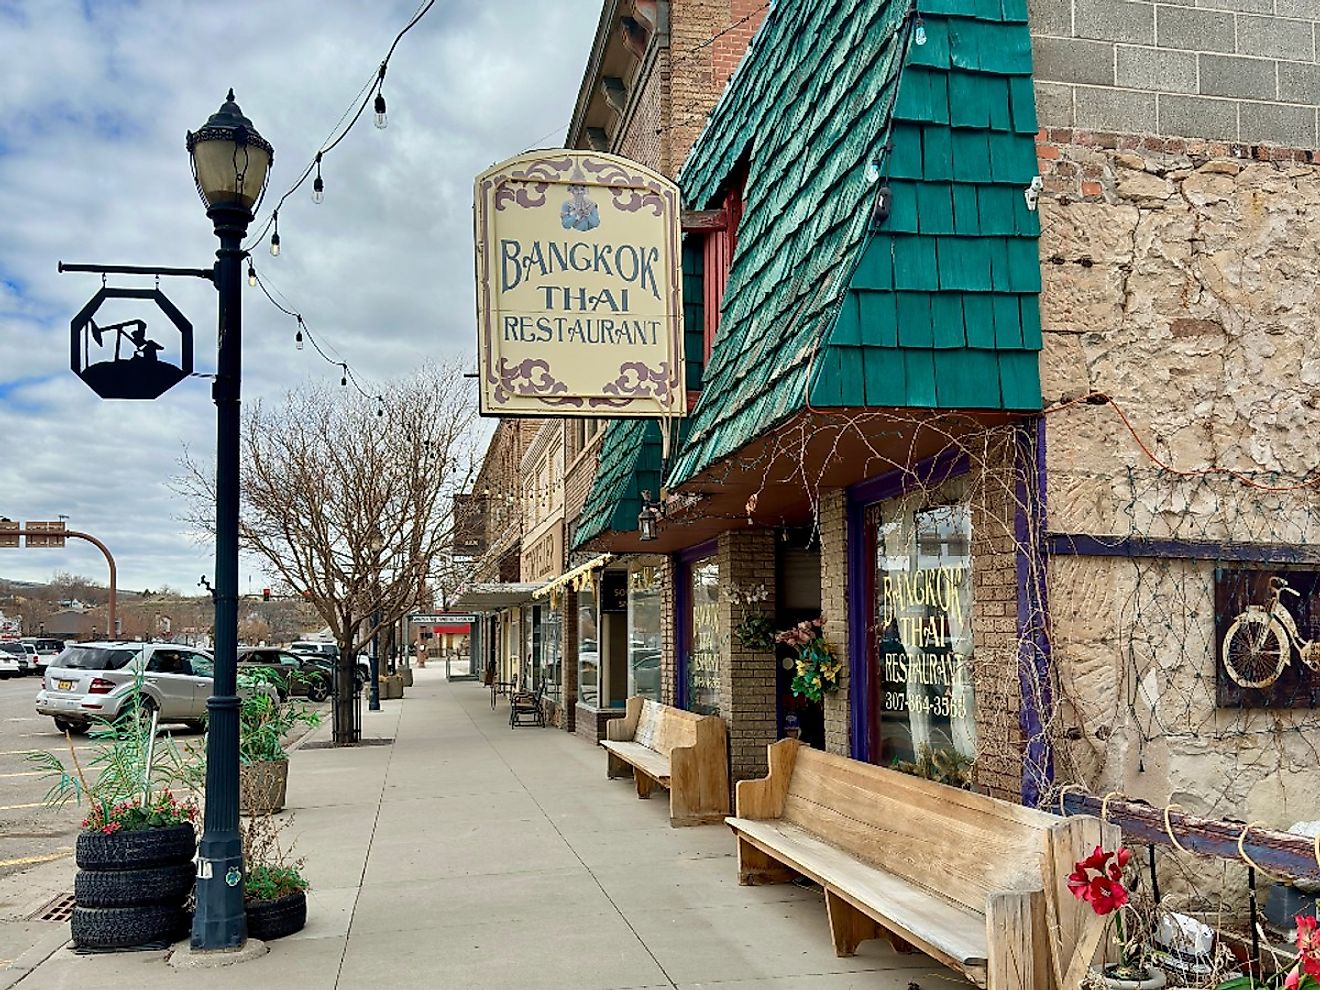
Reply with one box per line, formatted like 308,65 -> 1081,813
845,449 -> 968,765
844,425 -> 1054,803
675,540 -> 718,711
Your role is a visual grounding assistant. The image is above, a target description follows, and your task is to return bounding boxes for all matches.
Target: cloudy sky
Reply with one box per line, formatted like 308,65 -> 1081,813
0,0 -> 597,593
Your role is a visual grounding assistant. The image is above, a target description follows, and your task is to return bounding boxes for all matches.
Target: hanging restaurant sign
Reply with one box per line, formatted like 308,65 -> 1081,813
1216,567 -> 1320,709
473,151 -> 685,418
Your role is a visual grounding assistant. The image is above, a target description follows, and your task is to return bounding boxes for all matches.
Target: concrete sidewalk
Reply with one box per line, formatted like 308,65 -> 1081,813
6,668 -> 970,989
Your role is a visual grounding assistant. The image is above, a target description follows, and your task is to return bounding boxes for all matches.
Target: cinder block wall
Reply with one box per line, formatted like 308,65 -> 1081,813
1031,0 -> 1320,146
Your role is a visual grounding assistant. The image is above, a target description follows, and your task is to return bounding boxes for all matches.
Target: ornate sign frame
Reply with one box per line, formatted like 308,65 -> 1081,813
474,151 -> 686,418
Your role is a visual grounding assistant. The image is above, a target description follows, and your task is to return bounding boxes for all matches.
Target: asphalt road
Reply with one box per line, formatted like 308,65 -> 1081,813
0,675 -> 210,881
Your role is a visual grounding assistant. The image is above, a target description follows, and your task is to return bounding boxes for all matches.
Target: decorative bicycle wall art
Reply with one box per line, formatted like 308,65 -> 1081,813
1216,568 -> 1320,708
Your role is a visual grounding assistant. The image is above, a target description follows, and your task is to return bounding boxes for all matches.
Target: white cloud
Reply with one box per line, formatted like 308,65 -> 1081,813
0,0 -> 595,590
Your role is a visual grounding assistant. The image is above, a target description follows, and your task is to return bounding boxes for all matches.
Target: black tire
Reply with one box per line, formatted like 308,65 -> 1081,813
183,720 -> 206,734
245,891 -> 307,941
71,903 -> 188,950
54,717 -> 90,735
75,862 -> 195,907
76,823 -> 196,872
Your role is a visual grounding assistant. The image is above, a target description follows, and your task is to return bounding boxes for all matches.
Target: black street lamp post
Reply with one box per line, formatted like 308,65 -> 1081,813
368,532 -> 383,712
186,90 -> 273,952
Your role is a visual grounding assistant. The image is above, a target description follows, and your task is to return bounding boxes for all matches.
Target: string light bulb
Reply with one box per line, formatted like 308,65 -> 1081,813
270,211 -> 281,256
312,153 -> 324,205
247,263 -> 257,287
914,14 -> 927,45
340,365 -> 348,387
295,329 -> 304,351
373,63 -> 388,129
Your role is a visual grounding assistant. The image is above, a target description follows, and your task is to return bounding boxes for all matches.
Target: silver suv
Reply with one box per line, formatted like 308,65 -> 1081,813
35,641 -> 274,735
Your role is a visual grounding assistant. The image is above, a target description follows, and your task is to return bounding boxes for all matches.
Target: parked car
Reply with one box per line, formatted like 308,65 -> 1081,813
35,641 -> 278,735
289,640 -> 338,659
238,647 -> 330,702
0,641 -> 32,676
0,642 -> 22,679
21,638 -> 65,677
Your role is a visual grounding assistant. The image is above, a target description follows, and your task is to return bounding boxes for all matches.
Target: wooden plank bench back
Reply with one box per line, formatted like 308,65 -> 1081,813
602,697 -> 730,827
732,740 -> 1118,990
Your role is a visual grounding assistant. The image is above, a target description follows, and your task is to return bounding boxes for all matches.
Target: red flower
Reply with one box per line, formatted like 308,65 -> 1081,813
1067,846 -> 1131,916
1297,916 -> 1320,981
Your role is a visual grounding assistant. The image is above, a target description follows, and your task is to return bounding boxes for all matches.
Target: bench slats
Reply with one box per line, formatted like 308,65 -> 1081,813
601,739 -> 672,783
783,749 -> 1049,914
728,817 -> 989,973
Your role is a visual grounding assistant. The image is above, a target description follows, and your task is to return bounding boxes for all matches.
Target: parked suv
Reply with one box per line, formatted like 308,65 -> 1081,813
21,638 -> 65,677
0,642 -> 24,679
238,647 -> 331,702
36,641 -> 276,735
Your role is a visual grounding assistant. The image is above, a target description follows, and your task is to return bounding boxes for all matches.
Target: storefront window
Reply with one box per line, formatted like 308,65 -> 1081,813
686,557 -> 721,715
868,481 -> 976,780
578,584 -> 599,706
541,607 -> 562,701
628,566 -> 662,701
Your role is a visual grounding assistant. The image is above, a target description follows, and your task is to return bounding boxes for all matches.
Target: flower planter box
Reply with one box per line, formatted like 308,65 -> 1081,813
245,890 -> 307,941
72,822 -> 196,951
240,759 -> 289,816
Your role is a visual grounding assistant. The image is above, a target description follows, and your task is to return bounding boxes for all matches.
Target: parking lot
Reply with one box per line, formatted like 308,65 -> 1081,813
0,674 -> 109,879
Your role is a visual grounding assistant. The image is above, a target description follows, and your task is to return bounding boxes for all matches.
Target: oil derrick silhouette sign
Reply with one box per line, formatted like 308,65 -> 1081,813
70,286 -> 193,400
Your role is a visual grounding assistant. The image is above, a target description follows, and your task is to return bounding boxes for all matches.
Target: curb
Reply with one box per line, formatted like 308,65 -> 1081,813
0,926 -> 71,990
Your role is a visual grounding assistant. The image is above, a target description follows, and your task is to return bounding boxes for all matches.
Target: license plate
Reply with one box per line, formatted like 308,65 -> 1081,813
57,679 -> 74,691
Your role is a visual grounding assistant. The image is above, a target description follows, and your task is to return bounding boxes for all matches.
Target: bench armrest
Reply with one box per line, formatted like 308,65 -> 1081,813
606,696 -> 644,742
735,738 -> 800,819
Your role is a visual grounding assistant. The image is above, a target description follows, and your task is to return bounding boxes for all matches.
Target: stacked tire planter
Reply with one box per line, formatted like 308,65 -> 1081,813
245,890 -> 307,941
71,822 -> 195,951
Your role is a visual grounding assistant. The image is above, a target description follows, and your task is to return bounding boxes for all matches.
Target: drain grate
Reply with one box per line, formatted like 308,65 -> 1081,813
30,892 -> 75,923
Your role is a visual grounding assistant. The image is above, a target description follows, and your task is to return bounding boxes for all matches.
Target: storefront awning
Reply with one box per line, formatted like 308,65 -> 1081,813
451,583 -> 546,611
532,554 -> 613,601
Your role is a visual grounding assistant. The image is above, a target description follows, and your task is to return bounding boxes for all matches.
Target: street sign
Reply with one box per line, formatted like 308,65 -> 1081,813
0,519 -> 17,549
25,520 -> 67,548
410,613 -> 476,624
70,286 -> 194,400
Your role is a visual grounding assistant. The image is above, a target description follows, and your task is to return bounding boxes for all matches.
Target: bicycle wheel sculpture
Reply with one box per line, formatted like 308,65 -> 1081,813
1221,610 -> 1289,688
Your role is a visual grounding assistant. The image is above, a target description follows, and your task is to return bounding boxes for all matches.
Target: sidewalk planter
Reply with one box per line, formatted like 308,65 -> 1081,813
245,890 -> 307,941
240,759 -> 289,815
71,822 -> 195,951
401,668 -> 413,687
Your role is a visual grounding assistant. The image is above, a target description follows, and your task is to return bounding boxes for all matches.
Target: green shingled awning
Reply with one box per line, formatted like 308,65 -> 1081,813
666,0 -> 1044,490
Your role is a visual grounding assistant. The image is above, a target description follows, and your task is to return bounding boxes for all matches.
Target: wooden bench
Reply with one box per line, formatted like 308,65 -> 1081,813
602,696 -> 730,827
729,740 -> 1118,990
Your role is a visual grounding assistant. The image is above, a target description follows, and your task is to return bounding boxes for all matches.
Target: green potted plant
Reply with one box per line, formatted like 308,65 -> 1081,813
239,796 -> 309,940
28,683 -> 200,951
237,680 -> 320,815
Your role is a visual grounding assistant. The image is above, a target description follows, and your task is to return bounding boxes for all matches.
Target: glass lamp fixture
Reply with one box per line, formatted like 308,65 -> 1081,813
186,89 -> 274,213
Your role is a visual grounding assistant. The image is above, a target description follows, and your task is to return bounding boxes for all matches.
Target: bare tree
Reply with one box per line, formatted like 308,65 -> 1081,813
178,365 -> 477,744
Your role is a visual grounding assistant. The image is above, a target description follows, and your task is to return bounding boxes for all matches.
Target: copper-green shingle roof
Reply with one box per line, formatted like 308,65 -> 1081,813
667,0 -> 1043,488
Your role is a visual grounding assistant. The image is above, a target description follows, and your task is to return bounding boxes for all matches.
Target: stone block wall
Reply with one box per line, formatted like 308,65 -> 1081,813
1031,0 -> 1320,147
820,490 -> 851,757
718,527 -> 778,782
1036,131 -> 1320,821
